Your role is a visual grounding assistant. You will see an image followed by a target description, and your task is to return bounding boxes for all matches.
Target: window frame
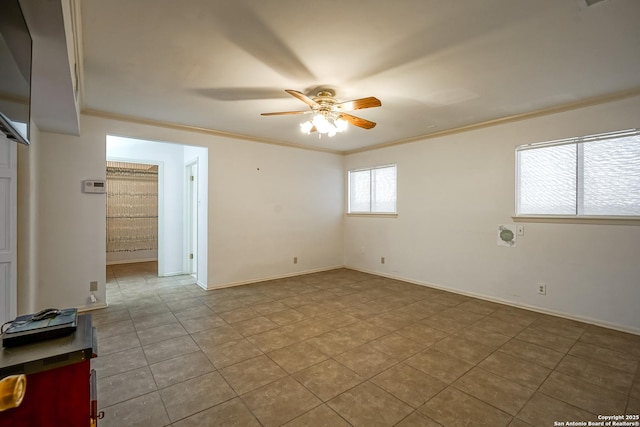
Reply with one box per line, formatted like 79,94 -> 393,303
514,129 -> 640,224
347,163 -> 398,216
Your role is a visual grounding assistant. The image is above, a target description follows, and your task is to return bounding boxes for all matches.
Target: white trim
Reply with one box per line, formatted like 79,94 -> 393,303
77,302 -> 109,313
106,257 -> 158,266
345,265 -> 640,336
513,215 -> 640,225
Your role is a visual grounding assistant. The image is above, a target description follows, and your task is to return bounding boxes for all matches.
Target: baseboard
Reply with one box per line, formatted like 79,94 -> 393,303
106,258 -> 157,266
345,265 -> 640,336
77,302 -> 109,313
205,265 -> 344,290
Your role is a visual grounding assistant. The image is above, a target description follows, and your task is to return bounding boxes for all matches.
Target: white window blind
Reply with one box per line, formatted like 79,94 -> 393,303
516,129 -> 640,217
348,164 -> 397,213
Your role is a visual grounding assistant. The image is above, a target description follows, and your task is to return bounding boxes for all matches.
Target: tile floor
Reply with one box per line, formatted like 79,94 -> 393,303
93,262 -> 640,427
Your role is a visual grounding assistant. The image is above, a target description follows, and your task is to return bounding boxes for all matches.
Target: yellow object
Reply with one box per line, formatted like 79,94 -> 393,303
0,374 -> 27,412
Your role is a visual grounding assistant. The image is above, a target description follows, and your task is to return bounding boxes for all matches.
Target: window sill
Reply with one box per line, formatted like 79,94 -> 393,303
346,213 -> 398,218
512,215 -> 640,225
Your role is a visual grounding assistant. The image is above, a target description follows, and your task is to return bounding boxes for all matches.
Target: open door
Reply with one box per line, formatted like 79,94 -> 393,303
185,162 -> 198,275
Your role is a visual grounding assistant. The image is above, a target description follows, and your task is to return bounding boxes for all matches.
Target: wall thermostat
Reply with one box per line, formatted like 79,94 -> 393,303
83,180 -> 106,194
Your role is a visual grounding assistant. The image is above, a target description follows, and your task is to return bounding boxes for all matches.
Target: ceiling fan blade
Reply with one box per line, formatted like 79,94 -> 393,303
261,110 -> 310,116
285,90 -> 319,108
334,97 -> 382,112
339,113 -> 377,130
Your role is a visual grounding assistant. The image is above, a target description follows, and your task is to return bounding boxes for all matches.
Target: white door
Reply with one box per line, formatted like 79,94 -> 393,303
0,136 -> 17,323
186,162 -> 198,275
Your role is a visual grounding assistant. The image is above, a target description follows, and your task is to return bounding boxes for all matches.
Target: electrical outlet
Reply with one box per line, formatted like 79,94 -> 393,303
537,283 -> 546,295
293,257 -> 298,264
90,281 -> 98,291
381,257 -> 385,264
517,225 -> 525,236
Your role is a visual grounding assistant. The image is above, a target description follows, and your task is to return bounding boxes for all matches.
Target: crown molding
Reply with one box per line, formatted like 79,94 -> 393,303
81,108 -> 343,155
83,87 -> 640,157
344,87 -> 640,155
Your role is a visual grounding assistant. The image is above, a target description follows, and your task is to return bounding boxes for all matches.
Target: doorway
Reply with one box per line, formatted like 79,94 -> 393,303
105,135 -> 208,288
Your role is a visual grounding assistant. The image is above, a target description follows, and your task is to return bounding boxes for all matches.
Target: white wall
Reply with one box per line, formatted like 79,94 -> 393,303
25,114 -> 343,310
207,138 -> 344,287
344,95 -> 640,333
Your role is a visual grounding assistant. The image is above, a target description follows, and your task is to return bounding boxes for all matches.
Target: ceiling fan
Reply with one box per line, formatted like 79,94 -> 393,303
261,89 -> 382,136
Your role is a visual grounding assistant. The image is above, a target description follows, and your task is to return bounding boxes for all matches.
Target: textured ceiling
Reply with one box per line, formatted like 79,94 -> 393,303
80,0 -> 640,152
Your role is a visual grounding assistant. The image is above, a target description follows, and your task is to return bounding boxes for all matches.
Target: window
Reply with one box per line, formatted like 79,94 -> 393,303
516,129 -> 640,217
348,164 -> 397,214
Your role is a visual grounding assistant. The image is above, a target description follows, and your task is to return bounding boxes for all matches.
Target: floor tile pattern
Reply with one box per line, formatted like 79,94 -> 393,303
93,262 -> 640,426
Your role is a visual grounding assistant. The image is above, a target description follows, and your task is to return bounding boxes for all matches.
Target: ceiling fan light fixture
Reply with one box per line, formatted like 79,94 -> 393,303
300,120 -> 314,134
300,113 -> 347,137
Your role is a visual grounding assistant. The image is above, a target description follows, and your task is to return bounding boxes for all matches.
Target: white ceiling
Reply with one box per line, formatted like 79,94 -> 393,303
79,0 -> 640,153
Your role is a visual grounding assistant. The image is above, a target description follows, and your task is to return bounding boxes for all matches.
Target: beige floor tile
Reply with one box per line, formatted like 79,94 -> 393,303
555,355 -> 635,395
396,323 -> 449,347
99,264 -> 638,427
479,351 -> 551,389
268,341 -> 330,374
498,338 -> 564,369
456,299 -> 500,316
98,366 -> 157,409
430,336 -> 493,364
98,331 -> 141,356
218,306 -> 261,323
164,297 -> 205,312
334,343 -> 399,378
96,319 -> 136,339
179,313 -> 227,333
372,363 -> 446,408
282,404 -> 351,427
266,308 -> 307,325
307,329 -> 367,357
539,371 -> 627,415
202,338 -> 263,369
159,371 -> 236,422
568,341 -> 640,373
579,327 -> 640,357
220,355 -> 288,395
99,391 -> 170,427
328,381 -> 413,427
241,376 -> 322,427
253,300 -> 289,315
369,332 -> 427,360
92,347 -> 148,379
395,411 -> 443,426
136,322 -> 188,346
281,318 -> 336,340
294,359 -> 364,401
246,327 -> 301,353
191,324 -> 244,349
419,387 -> 512,427
453,367 -> 535,415
131,311 -> 179,331
405,349 -> 474,384
149,351 -> 215,388
515,326 -> 577,353
527,316 -> 588,340
172,398 -> 260,427
516,392 -> 597,426
172,304 -> 215,321
232,315 -> 280,337
142,335 -> 200,365
453,325 -> 510,349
